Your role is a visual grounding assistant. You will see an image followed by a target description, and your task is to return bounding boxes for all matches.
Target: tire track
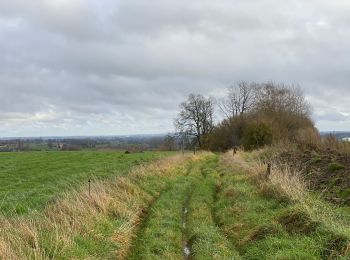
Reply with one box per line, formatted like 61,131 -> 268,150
129,175 -> 195,259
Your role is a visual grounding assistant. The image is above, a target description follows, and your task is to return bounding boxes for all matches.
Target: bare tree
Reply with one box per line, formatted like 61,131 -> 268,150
254,82 -> 311,117
219,81 -> 256,119
253,82 -> 313,139
162,133 -> 176,151
175,94 -> 214,147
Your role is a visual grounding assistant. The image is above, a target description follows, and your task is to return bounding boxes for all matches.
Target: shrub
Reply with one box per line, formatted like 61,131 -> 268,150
294,127 -> 322,150
242,123 -> 272,151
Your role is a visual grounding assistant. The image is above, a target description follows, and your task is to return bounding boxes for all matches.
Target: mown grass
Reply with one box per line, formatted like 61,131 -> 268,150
0,151 -> 169,214
216,151 -> 350,259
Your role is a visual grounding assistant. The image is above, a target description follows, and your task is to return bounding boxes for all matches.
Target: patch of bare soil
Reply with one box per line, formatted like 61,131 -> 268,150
279,149 -> 350,205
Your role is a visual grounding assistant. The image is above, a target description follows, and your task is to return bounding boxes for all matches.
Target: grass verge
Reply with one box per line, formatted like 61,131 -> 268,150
214,151 -> 350,259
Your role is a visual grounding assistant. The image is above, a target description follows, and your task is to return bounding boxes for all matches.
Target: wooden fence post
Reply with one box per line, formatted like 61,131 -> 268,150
233,145 -> 237,156
88,179 -> 91,196
182,139 -> 184,156
266,163 -> 271,178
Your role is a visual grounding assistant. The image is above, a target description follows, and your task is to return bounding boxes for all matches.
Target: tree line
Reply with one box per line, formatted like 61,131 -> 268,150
174,81 -> 316,151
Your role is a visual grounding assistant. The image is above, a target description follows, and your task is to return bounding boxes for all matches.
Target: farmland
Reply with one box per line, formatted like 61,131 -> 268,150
0,151 -> 169,214
0,151 -> 349,259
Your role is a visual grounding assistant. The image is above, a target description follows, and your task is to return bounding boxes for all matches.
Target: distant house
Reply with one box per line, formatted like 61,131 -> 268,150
0,145 -> 8,152
342,137 -> 350,142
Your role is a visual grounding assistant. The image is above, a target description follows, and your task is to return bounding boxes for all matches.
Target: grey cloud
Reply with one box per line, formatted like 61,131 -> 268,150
1,0 -> 350,136
314,111 -> 349,122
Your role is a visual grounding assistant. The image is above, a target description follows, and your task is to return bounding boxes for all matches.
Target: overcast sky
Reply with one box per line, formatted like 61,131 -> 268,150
0,0 -> 350,137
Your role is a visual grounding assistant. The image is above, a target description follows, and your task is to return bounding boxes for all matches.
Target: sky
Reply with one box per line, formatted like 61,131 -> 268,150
0,0 -> 350,137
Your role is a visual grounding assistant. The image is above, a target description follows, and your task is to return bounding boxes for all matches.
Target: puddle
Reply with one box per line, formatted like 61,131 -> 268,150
182,206 -> 188,229
183,244 -> 191,258
182,206 -> 191,259
183,207 -> 188,228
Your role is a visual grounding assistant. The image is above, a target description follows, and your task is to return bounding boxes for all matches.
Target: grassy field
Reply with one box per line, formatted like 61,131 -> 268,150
0,151 -> 349,259
0,151 -> 169,214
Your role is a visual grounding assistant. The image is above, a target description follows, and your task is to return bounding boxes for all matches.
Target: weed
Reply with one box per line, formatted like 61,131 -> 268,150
311,155 -> 322,163
328,162 -> 346,172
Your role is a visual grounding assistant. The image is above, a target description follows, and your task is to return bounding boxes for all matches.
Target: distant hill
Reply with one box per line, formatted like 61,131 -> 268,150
0,134 -> 170,152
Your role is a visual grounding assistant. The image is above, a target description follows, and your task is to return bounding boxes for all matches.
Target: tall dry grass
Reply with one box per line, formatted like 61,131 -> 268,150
222,151 -> 350,239
0,154 -> 194,259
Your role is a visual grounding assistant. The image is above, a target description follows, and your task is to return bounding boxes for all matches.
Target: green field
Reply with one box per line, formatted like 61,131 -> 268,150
0,151 -> 169,214
0,151 -> 350,259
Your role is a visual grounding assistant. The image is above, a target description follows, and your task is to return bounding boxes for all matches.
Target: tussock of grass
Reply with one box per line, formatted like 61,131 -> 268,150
311,155 -> 322,163
277,209 -> 319,235
0,154 -> 193,259
239,224 -> 281,246
257,183 -> 290,204
323,233 -> 350,259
